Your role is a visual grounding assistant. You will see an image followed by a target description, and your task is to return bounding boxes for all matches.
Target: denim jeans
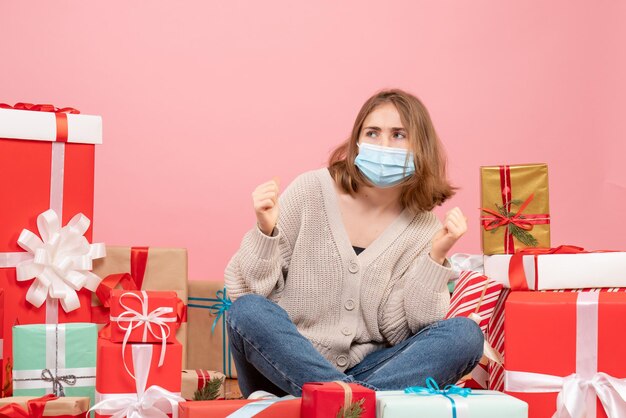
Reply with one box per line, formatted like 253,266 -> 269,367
226,294 -> 484,397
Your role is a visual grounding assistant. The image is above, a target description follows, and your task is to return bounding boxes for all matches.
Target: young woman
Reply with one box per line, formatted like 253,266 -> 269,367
224,89 -> 483,397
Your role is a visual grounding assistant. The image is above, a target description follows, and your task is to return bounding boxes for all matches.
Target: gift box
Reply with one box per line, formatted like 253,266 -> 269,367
0,104 -> 103,395
504,291 -> 626,418
376,389 -> 528,417
92,246 -> 188,367
0,395 -> 90,417
109,289 -> 182,345
186,281 -> 236,378
0,289 -> 6,397
484,248 -> 626,290
480,164 -> 550,255
96,337 -> 182,395
178,398 -> 301,418
12,323 -> 97,407
301,382 -> 376,418
93,342 -> 183,418
446,271 -> 503,389
181,369 -> 225,400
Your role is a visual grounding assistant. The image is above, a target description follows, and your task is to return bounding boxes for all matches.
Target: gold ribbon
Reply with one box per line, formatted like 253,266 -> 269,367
334,381 -> 353,417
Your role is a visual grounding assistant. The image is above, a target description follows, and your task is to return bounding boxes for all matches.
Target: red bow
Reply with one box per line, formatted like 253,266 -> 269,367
0,394 -> 57,418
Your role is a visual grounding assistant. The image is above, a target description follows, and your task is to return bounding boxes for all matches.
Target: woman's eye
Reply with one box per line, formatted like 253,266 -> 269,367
394,132 -> 407,139
366,131 -> 378,138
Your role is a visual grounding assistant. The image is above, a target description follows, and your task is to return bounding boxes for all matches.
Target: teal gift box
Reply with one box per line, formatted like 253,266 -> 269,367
12,323 -> 97,407
376,389 -> 528,418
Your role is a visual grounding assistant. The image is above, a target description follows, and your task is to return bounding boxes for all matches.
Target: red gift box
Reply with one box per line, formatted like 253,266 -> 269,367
178,398 -> 301,418
503,292 -> 626,418
94,338 -> 183,418
109,289 -> 181,345
301,382 -> 376,418
0,104 -> 103,395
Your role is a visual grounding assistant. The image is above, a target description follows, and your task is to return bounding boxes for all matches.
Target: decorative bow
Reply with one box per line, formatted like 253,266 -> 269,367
15,209 -> 106,312
90,344 -> 184,418
111,291 -> 177,378
481,193 -> 536,232
40,368 -> 76,397
405,378 -> 472,418
207,289 -> 232,334
0,103 -> 79,114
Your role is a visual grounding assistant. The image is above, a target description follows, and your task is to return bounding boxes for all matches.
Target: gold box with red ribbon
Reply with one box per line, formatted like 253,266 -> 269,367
0,395 -> 90,417
504,291 -> 626,418
0,103 -> 104,396
109,289 -> 182,345
181,369 -> 225,400
92,246 -> 188,367
480,163 -> 550,255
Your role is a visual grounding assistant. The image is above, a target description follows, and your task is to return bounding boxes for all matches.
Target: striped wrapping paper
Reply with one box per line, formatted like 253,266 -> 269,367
487,287 -> 626,391
446,270 -> 503,388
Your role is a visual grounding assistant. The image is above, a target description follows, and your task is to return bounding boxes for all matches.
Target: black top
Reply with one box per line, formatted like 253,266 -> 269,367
352,246 -> 365,255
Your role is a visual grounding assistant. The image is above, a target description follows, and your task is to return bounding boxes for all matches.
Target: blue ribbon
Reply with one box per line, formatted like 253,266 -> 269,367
404,377 -> 472,418
188,287 -> 233,376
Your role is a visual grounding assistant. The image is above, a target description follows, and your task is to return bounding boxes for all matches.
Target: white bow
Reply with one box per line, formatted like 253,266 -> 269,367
506,371 -> 626,418
111,291 -> 177,378
15,209 -> 105,312
90,344 -> 184,418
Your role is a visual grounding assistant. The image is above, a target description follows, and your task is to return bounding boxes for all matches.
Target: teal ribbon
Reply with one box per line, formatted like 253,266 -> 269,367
188,287 -> 233,376
404,377 -> 472,418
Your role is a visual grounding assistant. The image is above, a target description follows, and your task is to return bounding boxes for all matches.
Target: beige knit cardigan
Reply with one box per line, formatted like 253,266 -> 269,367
225,168 -> 454,371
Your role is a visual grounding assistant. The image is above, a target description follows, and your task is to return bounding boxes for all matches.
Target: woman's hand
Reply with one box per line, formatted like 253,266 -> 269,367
252,178 -> 280,236
430,207 -> 467,264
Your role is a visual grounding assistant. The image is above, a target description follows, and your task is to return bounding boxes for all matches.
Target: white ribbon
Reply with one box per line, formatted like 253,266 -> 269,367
89,344 -> 184,418
5,209 -> 106,313
505,292 -> 626,418
225,396 -> 297,418
450,254 -> 484,279
111,291 -> 177,378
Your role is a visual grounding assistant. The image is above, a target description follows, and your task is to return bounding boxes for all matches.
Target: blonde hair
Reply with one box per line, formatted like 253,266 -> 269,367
328,89 -> 456,213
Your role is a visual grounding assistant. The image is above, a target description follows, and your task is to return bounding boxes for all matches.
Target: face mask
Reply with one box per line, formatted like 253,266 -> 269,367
354,142 -> 416,188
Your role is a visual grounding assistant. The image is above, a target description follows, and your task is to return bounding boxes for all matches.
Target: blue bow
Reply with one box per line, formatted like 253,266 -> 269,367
404,377 -> 471,418
206,289 -> 232,334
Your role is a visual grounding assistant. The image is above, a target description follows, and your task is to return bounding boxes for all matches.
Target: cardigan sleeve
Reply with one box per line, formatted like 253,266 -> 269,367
378,237 -> 454,345
224,174 -> 305,300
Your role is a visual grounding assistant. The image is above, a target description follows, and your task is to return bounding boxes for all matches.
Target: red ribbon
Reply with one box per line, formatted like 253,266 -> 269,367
130,246 -> 149,290
0,394 -> 57,418
195,369 -> 210,390
480,165 -> 550,254
0,102 -> 80,143
508,245 -> 613,291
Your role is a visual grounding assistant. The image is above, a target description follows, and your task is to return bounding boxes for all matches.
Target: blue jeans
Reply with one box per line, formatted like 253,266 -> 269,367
226,294 -> 483,397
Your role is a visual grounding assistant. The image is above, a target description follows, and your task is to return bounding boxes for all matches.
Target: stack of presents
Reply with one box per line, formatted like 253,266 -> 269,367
0,103 -> 623,417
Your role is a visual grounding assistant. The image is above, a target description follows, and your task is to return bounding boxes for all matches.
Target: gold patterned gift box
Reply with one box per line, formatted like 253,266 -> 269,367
480,164 -> 550,255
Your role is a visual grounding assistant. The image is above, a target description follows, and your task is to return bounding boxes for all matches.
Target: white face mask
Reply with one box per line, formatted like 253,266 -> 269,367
354,143 -> 416,188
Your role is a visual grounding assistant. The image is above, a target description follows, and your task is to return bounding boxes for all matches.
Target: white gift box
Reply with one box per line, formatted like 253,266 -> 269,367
0,107 -> 102,144
484,252 -> 626,290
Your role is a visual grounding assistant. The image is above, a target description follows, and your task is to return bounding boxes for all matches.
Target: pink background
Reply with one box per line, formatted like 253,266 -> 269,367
2,1 -> 625,281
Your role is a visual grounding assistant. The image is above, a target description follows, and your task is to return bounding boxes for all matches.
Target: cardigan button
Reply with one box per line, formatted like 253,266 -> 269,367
348,261 -> 359,273
336,355 -> 348,367
344,299 -> 355,311
341,327 -> 352,336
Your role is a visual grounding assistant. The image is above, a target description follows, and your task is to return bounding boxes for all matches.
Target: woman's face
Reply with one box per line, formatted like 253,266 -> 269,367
358,102 -> 410,150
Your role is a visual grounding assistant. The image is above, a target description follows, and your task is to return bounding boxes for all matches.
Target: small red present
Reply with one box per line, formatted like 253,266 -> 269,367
301,382 -> 375,418
93,340 -> 183,418
109,289 -> 181,345
178,398 -> 301,418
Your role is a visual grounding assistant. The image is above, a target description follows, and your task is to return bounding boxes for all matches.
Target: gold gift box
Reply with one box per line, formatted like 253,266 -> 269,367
181,369 -> 226,400
187,280 -> 237,378
480,164 -> 550,254
0,397 -> 90,416
92,246 -> 189,367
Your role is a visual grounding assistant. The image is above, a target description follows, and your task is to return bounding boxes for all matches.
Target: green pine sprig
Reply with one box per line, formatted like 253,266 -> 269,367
489,200 -> 538,247
336,398 -> 365,418
193,376 -> 225,401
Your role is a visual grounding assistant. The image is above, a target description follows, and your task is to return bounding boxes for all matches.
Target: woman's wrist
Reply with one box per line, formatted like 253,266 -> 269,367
429,252 -> 446,265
